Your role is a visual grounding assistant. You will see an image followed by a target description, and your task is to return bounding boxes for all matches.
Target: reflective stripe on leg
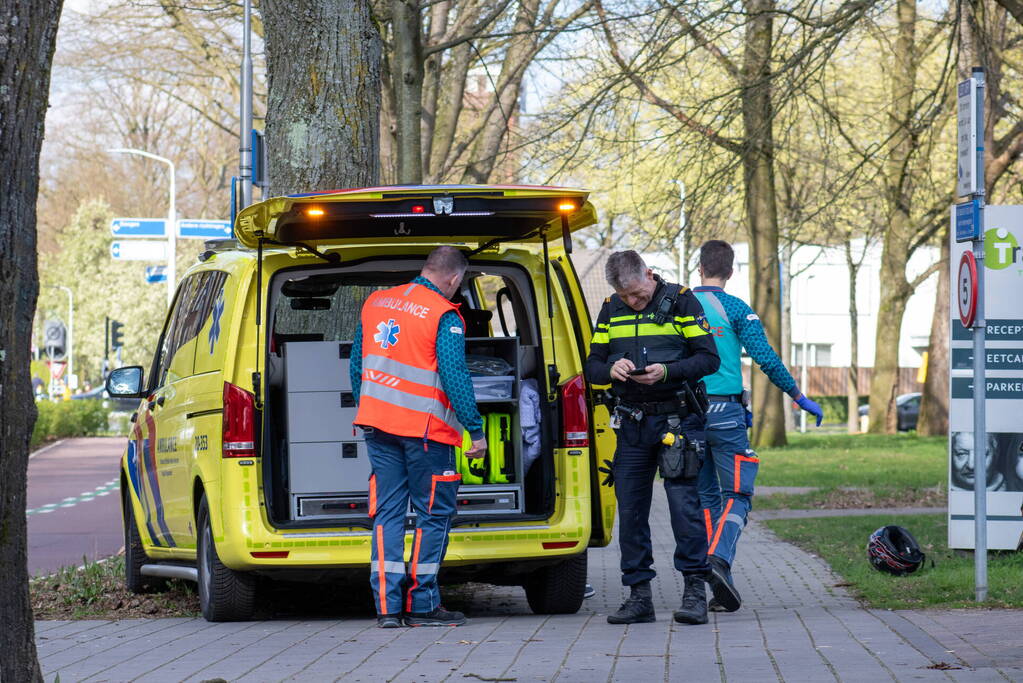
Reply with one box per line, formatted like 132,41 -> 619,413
703,508 -> 713,544
405,528 -> 423,614
375,525 -> 387,615
708,498 -> 734,556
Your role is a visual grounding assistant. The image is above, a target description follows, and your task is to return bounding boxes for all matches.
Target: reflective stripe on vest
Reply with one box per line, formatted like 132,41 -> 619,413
354,282 -> 465,446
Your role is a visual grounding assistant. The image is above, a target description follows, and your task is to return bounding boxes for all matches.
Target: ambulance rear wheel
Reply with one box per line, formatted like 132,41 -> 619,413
524,550 -> 587,614
123,494 -> 165,593
197,495 -> 257,621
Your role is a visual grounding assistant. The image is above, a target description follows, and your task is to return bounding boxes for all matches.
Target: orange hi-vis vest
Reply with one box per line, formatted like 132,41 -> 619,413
354,282 -> 466,446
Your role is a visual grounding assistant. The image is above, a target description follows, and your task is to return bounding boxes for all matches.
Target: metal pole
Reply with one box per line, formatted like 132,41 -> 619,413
106,148 -> 177,308
240,0 -> 254,207
52,286 -> 73,387
971,66 -> 988,602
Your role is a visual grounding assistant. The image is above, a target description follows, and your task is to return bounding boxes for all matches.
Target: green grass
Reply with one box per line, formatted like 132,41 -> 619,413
756,433 -> 946,489
765,513 -> 1023,609
755,485 -> 945,511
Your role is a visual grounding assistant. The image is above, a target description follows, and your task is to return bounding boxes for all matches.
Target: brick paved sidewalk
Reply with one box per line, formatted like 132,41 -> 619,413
36,489 -> 1023,682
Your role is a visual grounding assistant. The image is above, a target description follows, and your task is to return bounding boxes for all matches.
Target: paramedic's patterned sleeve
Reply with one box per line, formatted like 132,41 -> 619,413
584,300 -> 613,385
664,289 -> 720,382
350,321 -> 363,403
729,296 -> 798,396
435,312 -> 484,440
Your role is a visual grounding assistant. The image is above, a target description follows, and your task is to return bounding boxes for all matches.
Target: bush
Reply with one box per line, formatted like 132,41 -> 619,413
32,400 -> 112,449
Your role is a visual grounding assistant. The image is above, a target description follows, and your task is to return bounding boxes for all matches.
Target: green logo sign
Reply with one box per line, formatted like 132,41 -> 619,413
985,227 -> 1020,269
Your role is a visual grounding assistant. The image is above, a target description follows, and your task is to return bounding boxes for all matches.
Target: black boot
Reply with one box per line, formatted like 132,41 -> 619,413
706,555 -> 741,612
607,581 -> 656,624
673,575 -> 708,624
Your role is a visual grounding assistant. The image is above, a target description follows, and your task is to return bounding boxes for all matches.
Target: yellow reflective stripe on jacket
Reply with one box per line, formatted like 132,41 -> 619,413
680,323 -> 709,338
608,322 -> 676,338
591,331 -> 609,344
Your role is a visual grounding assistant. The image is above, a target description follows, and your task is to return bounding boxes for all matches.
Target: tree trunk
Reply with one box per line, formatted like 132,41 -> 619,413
380,46 -> 398,185
421,0 -> 450,176
460,0 -> 538,183
261,0 -> 382,194
0,1 -> 63,681
918,224 -> 950,434
867,0 -> 916,434
742,0 -> 786,448
845,239 -> 861,433
391,0 -> 424,183
429,41 -> 472,182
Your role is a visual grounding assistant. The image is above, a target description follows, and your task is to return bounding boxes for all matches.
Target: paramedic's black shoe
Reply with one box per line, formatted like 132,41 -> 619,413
404,606 -> 466,627
673,575 -> 708,625
607,581 -> 655,624
584,583 -> 596,599
708,597 -> 728,612
377,614 -> 402,628
707,555 -> 741,612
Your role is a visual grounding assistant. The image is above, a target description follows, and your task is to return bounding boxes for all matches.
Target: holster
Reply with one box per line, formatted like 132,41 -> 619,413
657,416 -> 702,480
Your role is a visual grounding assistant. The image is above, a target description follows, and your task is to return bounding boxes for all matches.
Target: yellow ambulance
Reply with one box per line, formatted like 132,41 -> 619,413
106,185 -> 617,621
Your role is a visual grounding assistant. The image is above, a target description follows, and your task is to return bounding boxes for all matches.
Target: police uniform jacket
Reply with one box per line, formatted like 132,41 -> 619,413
584,276 -> 720,403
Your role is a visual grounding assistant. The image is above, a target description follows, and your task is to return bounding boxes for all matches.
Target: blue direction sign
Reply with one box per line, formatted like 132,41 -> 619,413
178,219 -> 232,239
111,218 -> 166,238
955,200 -> 980,242
145,265 -> 167,283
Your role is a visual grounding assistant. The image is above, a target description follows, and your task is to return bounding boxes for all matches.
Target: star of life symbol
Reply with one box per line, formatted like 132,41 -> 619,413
374,319 -> 401,349
208,291 -> 225,354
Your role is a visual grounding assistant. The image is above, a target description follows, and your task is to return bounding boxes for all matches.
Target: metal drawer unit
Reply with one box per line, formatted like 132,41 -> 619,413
284,341 -> 369,520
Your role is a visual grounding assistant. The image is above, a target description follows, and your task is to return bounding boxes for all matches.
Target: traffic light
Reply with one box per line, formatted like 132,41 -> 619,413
110,320 -> 124,350
43,320 -> 66,360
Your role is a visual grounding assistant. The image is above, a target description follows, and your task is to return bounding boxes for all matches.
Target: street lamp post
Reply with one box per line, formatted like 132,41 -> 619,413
107,148 -> 176,307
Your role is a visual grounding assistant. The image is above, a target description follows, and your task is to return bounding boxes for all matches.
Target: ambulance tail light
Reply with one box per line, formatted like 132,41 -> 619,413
223,382 -> 257,457
560,374 -> 589,447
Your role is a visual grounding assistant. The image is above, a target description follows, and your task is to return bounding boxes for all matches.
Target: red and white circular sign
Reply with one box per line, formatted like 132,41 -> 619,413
958,250 -> 978,328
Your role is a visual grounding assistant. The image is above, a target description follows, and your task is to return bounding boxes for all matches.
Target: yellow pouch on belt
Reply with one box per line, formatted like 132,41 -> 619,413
486,412 -> 514,484
455,430 -> 485,484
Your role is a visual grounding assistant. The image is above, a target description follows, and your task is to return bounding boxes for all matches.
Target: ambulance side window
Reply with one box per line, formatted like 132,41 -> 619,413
152,273 -> 206,388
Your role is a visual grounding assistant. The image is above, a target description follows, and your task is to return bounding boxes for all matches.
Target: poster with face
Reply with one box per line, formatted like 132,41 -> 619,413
949,205 -> 1023,550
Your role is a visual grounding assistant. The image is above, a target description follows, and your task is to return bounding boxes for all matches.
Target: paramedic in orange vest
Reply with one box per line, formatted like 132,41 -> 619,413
351,246 -> 486,628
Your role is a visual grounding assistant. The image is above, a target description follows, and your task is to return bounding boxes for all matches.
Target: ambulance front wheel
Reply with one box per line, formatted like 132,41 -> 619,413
197,495 -> 257,621
123,494 -> 166,593
524,550 -> 587,614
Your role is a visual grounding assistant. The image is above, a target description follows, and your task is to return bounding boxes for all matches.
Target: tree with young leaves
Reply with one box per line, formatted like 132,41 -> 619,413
1,1 -> 64,679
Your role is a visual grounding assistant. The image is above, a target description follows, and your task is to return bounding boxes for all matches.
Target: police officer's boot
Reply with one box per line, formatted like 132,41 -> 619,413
673,575 -> 708,625
607,581 -> 656,624
707,555 -> 741,612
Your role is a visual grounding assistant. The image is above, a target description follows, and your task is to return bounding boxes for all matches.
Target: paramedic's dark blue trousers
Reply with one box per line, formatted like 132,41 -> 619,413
365,429 -> 461,616
612,412 -> 710,586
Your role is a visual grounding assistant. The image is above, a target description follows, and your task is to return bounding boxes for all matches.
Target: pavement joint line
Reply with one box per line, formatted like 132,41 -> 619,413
606,618 -> 629,682
822,604 -> 905,682
77,618 -> 249,682
41,618 -> 180,668
549,613 -> 596,683
867,608 -> 973,674
52,618 -> 207,679
331,615 -> 419,681
793,609 -> 841,682
432,617 -> 508,682
190,618 -> 335,682
284,618 -> 373,682
752,608 -> 785,682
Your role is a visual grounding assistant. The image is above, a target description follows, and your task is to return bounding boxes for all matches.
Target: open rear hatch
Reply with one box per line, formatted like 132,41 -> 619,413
233,185 -> 596,250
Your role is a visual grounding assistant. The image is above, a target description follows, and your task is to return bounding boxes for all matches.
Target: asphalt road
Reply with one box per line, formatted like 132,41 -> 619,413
27,437 -> 125,577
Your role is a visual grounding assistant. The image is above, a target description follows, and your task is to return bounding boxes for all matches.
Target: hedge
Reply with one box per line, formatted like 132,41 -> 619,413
32,400 -> 111,449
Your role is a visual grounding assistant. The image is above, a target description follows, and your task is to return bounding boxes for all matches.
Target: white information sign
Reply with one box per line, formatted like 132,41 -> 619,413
110,240 -> 168,261
957,78 -> 978,198
949,205 -> 1023,550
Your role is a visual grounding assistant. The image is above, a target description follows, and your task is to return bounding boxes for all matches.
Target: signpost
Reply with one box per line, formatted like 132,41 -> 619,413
111,218 -> 166,238
952,67 -> 993,603
178,219 -> 232,240
110,240 -> 167,261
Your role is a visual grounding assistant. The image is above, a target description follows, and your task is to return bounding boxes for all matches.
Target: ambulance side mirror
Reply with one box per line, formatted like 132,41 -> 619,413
106,366 -> 145,398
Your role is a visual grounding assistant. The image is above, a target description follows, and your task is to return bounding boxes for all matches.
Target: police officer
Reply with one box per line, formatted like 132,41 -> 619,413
585,250 -> 724,625
351,246 -> 486,628
693,240 -> 823,612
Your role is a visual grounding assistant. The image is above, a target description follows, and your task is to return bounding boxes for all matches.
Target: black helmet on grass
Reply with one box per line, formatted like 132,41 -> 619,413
867,525 -> 925,576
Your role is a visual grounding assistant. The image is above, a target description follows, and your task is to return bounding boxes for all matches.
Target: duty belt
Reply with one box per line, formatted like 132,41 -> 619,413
707,394 -> 742,403
618,399 -> 688,417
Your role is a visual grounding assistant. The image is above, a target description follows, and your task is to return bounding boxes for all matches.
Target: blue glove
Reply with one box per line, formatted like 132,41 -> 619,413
794,394 -> 823,427
744,409 -> 753,429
